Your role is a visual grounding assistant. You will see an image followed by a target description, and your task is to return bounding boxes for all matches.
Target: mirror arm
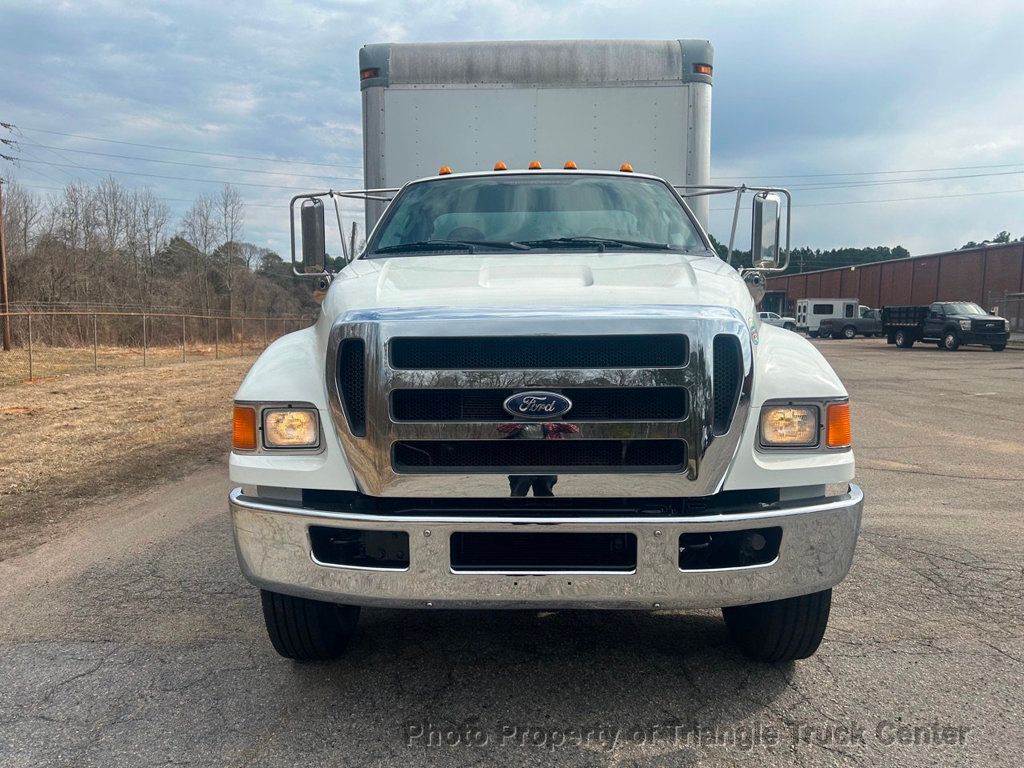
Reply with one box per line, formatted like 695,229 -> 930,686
726,186 -> 745,266
329,191 -> 350,264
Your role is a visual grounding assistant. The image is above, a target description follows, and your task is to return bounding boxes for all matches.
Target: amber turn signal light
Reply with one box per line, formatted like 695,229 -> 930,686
826,402 -> 851,448
233,405 -> 258,451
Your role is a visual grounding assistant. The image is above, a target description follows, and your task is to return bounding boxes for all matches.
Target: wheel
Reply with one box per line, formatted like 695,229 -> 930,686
991,344 -> 1006,352
895,330 -> 914,348
784,323 -> 796,331
722,589 -> 832,662
819,327 -> 831,339
841,325 -> 857,339
808,330 -> 820,338
260,590 -> 361,661
941,331 -> 961,351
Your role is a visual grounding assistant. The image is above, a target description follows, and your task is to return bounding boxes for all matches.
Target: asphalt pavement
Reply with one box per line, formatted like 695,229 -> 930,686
1,338 -> 1021,767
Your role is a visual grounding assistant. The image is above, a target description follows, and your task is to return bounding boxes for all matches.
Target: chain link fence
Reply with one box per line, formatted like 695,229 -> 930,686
0,310 -> 314,385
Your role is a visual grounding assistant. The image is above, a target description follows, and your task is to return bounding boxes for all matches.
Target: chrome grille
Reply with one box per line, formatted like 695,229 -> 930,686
391,334 -> 687,369
393,439 -> 686,473
338,339 -> 367,437
326,306 -> 752,498
391,387 -> 687,422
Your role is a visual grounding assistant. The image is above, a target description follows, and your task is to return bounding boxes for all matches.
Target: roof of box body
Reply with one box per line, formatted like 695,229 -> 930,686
358,39 -> 714,90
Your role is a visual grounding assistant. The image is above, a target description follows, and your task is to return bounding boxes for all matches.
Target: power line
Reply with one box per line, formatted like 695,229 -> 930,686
18,141 -> 360,182
12,143 -> 91,186
12,179 -> 365,214
15,158 -> 335,192
712,161 -> 1024,180
19,125 -> 364,170
709,186 -> 1024,212
13,124 -> 1024,182
782,169 -> 1024,191
34,139 -> 1021,191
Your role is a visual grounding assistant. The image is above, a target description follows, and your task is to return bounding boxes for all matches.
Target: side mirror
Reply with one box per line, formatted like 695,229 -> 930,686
751,192 -> 782,268
300,199 -> 327,274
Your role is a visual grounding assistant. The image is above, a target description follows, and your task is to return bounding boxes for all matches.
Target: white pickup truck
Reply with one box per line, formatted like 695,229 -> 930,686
228,41 -> 861,665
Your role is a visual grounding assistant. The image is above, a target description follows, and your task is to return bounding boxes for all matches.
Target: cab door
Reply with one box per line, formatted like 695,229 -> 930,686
923,303 -> 945,338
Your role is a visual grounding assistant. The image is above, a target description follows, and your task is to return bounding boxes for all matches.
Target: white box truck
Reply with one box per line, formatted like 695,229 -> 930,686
229,40 -> 862,665
796,298 -> 861,337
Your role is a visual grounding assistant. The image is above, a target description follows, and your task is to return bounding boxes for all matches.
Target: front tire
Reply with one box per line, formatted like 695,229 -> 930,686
808,330 -> 820,338
991,344 -> 1006,352
941,331 -> 961,351
260,590 -> 361,661
895,330 -> 914,348
841,325 -> 857,339
723,589 -> 832,662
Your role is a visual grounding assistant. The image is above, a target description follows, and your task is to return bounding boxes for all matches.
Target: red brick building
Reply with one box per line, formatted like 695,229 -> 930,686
764,242 -> 1024,320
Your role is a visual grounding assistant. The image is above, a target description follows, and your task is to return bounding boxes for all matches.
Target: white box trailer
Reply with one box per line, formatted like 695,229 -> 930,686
358,39 -> 713,230
796,298 -> 861,336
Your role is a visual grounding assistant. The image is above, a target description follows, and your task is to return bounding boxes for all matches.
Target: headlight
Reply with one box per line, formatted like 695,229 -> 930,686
760,405 -> 819,447
959,319 -> 971,331
263,408 -> 320,448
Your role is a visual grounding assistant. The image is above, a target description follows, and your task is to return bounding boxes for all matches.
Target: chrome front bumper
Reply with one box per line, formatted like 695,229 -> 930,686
230,485 -> 863,610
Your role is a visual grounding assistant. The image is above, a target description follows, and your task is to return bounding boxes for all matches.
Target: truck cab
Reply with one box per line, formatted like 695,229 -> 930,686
819,306 -> 883,339
229,166 -> 863,664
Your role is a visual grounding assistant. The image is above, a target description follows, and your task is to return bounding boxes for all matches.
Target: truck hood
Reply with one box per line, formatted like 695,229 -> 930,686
321,252 -> 756,323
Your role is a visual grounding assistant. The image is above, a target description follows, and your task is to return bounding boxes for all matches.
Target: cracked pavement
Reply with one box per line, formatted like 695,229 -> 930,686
0,339 -> 1021,766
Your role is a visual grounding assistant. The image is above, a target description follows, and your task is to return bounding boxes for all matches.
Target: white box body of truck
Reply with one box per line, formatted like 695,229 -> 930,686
358,39 -> 713,229
796,298 -> 860,336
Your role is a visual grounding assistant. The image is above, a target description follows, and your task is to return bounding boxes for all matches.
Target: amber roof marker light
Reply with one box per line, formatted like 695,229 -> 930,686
360,67 -> 380,80
619,163 -> 634,173
493,161 -> 508,171
693,63 -> 713,76
438,166 -> 453,175
528,160 -> 543,170
563,160 -> 578,170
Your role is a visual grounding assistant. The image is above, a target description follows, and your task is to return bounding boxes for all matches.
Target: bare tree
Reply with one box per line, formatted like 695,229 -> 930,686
0,177 -> 41,262
96,175 -> 128,259
181,193 -> 218,311
3,173 -> 314,329
216,184 -> 245,315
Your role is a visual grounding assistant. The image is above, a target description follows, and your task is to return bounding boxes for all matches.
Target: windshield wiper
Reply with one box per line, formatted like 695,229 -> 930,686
372,239 -> 530,255
513,237 -> 679,251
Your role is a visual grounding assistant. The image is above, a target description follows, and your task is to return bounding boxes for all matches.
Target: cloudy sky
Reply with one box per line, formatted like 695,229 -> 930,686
2,0 -> 1023,257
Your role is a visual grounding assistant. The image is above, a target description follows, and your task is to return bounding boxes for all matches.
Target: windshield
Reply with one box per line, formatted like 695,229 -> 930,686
944,303 -> 987,315
366,174 -> 707,256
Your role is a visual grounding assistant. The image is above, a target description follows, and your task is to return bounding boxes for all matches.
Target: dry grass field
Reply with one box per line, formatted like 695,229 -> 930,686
0,342 -> 264,387
0,356 -> 254,560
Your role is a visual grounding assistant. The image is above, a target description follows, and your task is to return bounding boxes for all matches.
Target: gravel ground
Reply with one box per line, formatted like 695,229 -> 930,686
0,338 -> 1021,767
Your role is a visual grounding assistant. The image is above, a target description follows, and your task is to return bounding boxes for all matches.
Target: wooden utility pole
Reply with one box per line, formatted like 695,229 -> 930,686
0,179 -> 12,351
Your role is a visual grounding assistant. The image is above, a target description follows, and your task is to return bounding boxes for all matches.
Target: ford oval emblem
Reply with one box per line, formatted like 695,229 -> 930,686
503,391 -> 573,420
